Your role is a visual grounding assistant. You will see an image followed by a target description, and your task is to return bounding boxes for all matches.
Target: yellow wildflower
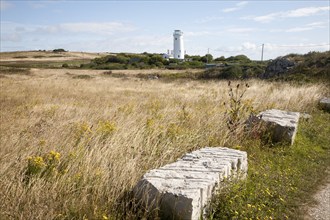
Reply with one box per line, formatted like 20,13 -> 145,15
32,156 -> 46,168
48,150 -> 60,162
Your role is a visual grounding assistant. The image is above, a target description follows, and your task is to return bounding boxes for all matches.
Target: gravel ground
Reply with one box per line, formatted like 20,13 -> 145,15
305,171 -> 330,220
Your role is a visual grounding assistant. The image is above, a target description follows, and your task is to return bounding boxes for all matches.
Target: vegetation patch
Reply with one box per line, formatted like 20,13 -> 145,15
274,51 -> 330,83
208,111 -> 330,219
50,55 -> 65,58
72,74 -> 93,79
33,55 -> 46,58
13,56 -> 28,59
0,66 -> 30,75
53,48 -> 67,53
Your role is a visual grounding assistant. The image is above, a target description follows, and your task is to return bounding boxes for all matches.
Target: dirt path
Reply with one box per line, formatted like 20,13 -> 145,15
305,171 -> 330,220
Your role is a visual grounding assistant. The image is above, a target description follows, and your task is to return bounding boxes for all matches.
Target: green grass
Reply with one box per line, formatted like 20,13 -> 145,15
208,111 -> 330,219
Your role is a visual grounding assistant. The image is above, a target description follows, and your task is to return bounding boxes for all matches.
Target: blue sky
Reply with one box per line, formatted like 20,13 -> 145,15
1,0 -> 329,60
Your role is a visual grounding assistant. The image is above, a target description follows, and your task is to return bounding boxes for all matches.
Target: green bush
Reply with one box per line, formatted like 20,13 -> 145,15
53,48 -> 66,53
200,54 -> 214,63
226,54 -> 251,63
214,56 -> 225,62
223,66 -> 243,79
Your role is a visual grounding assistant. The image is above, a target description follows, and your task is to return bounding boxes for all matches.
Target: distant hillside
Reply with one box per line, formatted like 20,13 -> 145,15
0,50 -> 105,68
0,50 -> 103,61
1,50 -> 328,83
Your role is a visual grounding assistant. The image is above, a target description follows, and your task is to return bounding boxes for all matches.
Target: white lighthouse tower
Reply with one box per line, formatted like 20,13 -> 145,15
173,30 -> 184,60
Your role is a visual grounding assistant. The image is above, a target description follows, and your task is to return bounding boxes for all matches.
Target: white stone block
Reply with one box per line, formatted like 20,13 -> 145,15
134,147 -> 248,219
254,109 -> 300,145
319,97 -> 330,112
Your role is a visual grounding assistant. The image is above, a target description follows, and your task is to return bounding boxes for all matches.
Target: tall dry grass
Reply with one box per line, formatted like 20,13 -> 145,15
0,69 -> 327,219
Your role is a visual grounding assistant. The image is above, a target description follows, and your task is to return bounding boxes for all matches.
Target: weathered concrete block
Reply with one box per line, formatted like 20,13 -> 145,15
253,109 -> 300,145
319,97 -> 330,112
134,147 -> 247,220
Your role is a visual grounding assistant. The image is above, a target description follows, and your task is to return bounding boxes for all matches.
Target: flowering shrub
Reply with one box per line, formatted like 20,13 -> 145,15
97,120 -> 117,137
24,150 -> 61,183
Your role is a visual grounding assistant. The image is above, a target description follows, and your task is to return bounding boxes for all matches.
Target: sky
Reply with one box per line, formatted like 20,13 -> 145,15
1,0 -> 329,60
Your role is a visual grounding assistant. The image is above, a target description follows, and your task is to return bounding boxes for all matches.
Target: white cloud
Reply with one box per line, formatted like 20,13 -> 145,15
0,21 -> 137,51
246,6 -> 330,23
195,16 -> 223,24
223,7 -> 239,13
264,43 -> 330,50
306,21 -> 328,28
28,0 -> 63,9
286,6 -> 330,17
0,33 -> 21,42
252,13 -> 279,23
1,21 -> 136,35
215,42 -> 259,53
222,1 -> 248,13
58,22 -> 136,34
242,42 -> 258,50
270,21 -> 328,33
237,1 -> 248,7
226,28 -> 255,33
58,34 -> 172,54
0,1 -> 13,10
286,27 -> 314,32
185,31 -> 212,37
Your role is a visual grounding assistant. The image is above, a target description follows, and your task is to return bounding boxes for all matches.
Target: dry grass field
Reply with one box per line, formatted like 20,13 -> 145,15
0,51 -> 105,69
0,68 -> 328,219
0,51 -> 104,62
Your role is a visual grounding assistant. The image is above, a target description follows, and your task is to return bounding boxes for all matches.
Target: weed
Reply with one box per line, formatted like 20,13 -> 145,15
103,70 -> 113,75
24,150 -> 61,183
97,120 -> 117,138
73,74 -> 93,79
224,81 -> 254,135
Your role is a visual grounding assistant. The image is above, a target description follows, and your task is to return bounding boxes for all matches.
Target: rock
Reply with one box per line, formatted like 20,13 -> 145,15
250,109 -> 300,145
301,113 -> 312,121
134,147 -> 248,220
319,97 -> 330,112
262,57 -> 295,78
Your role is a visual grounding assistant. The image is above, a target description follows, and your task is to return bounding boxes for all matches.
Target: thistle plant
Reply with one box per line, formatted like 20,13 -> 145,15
224,81 -> 253,134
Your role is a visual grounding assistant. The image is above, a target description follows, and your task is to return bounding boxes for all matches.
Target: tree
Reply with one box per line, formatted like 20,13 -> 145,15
201,54 -> 213,63
214,56 -> 225,62
226,55 -> 251,63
